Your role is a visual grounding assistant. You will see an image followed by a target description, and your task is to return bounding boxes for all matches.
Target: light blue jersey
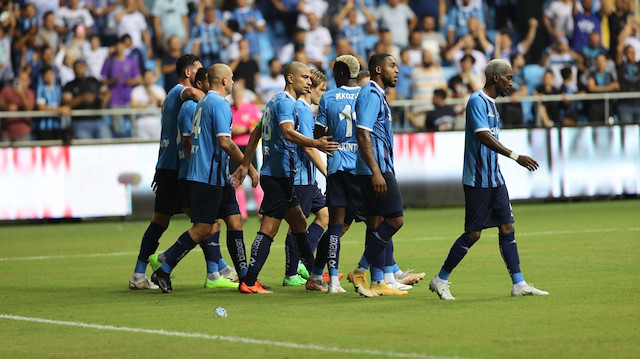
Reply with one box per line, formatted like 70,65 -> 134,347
260,91 -> 297,178
36,83 -> 62,131
294,98 -> 316,186
177,100 -> 196,179
354,81 -> 394,175
462,90 -> 506,188
187,91 -> 233,186
156,84 -> 187,170
316,86 -> 360,175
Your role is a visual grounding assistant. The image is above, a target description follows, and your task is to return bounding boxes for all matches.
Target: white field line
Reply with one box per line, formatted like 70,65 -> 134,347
1,227 -> 638,263
0,314 -> 467,359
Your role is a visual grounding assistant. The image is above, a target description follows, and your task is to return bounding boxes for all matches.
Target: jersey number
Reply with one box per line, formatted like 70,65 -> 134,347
261,108 -> 272,141
191,107 -> 202,140
339,105 -> 353,138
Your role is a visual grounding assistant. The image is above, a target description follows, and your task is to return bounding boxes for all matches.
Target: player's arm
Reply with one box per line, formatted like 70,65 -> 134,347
280,121 -> 338,155
476,131 -> 539,171
356,127 -> 386,196
304,147 -> 327,178
181,87 -> 205,102
183,135 -> 192,159
233,121 -> 262,187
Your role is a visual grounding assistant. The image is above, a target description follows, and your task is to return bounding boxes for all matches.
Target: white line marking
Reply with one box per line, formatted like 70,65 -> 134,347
1,227 -> 638,262
0,314 -> 466,359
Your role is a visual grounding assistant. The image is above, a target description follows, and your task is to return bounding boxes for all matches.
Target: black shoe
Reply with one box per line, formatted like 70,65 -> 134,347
151,269 -> 173,293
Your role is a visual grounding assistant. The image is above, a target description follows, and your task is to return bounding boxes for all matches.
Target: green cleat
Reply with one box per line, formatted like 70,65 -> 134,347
282,275 -> 307,286
148,253 -> 162,273
297,263 -> 310,280
204,276 -> 240,289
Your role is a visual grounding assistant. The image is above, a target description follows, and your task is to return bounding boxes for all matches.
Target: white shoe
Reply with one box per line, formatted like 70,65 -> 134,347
327,284 -> 347,293
129,276 -> 159,290
429,276 -> 455,300
386,281 -> 413,291
511,283 -> 549,297
220,266 -> 239,283
395,269 -> 426,285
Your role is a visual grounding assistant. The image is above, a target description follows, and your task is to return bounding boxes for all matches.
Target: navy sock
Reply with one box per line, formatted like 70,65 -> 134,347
361,221 -> 397,268
292,232 -> 315,273
306,223 -> 324,253
499,232 -> 524,284
245,232 -> 273,286
385,239 -> 394,267
371,245 -> 386,282
226,230 -> 247,279
200,232 -> 221,273
161,231 -> 197,273
312,230 -> 331,276
284,233 -> 299,276
326,224 -> 343,276
440,233 -> 476,279
134,222 -> 166,273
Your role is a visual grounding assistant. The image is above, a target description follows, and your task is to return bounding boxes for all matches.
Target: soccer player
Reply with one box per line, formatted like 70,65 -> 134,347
284,69 -> 330,289
128,54 -> 204,290
234,61 -> 339,294
151,64 -> 255,293
311,55 -> 362,294
348,53 -> 408,297
428,59 -> 549,300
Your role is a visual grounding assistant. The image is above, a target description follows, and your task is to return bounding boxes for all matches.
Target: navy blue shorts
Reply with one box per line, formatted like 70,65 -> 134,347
153,169 -> 181,215
218,184 -> 241,219
259,175 -> 299,219
357,172 -> 404,219
178,179 -> 191,210
326,171 -> 363,225
463,184 -> 514,232
190,182 -> 223,224
294,184 -> 326,218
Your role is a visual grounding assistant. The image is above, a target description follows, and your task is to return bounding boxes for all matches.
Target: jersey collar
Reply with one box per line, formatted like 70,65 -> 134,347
480,89 -> 496,103
297,97 -> 311,107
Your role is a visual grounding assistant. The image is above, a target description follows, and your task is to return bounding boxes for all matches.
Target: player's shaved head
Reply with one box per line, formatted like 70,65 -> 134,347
485,59 -> 511,83
284,61 -> 307,80
208,63 -> 232,86
335,55 -> 360,78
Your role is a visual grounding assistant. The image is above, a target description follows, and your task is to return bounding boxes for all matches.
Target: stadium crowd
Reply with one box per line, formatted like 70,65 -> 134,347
0,0 -> 639,141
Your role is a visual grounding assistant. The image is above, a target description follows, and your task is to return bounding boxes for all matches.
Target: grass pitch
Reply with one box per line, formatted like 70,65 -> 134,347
1,199 -> 639,358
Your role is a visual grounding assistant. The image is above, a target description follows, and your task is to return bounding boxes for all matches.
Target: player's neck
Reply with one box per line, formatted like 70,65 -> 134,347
482,86 -> 498,99
299,93 -> 311,103
372,77 -> 386,91
178,78 -> 191,87
284,85 -> 298,99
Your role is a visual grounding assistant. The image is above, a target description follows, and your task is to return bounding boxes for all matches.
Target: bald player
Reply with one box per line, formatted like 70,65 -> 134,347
234,61 -> 339,294
151,64 -> 256,293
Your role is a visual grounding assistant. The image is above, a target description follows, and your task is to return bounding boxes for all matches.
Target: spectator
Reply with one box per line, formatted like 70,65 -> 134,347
410,49 -> 448,127
467,16 -> 493,55
31,0 -> 60,26
622,18 -> 640,61
89,0 -> 122,46
229,38 -> 259,92
230,81 -> 263,219
571,0 -> 612,53
269,0 -> 299,40
608,0 -> 635,59
579,31 -> 608,72
130,69 -> 166,139
122,34 -> 147,74
447,0 -> 485,47
0,68 -> 35,141
0,23 -> 14,88
62,59 -> 111,139
304,12 -> 332,71
56,0 -> 95,43
278,27 -> 306,65
396,48 -> 412,100
375,0 -> 417,48
445,34 -> 488,80
356,69 -> 370,86
160,35 -> 183,93
66,24 -> 91,55
533,70 -> 561,128
424,88 -> 456,132
297,0 -> 328,31
419,15 -> 446,65
558,66 -> 580,126
229,0 -> 266,59
54,44 -> 82,87
35,11 -> 59,52
497,53 -> 528,128
378,29 -> 400,62
407,31 -> 424,67
101,35 -> 142,137
151,0 -> 189,52
493,0 -> 518,30
255,58 -> 285,104
586,53 -> 619,123
334,37 -> 367,69
35,65 -> 71,140
492,18 -> 539,61
616,43 -> 640,124
519,0 -> 549,64
334,1 -> 377,61
16,3 -> 38,37
540,36 -> 581,91
84,34 -> 109,80
338,0 -> 379,26
543,0 -> 576,40
191,5 -> 233,66
114,0 -> 153,60
448,53 -> 481,124
30,46 -> 57,90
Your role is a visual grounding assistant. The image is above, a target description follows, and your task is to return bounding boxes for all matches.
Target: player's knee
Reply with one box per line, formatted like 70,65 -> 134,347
466,231 -> 481,241
386,216 -> 404,230
152,213 -> 171,228
225,214 -> 244,231
315,208 -> 329,228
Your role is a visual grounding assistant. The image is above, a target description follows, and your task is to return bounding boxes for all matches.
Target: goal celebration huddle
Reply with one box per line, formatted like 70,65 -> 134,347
128,52 -> 548,299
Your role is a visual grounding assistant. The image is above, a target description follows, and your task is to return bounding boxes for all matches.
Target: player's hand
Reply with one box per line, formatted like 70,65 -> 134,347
231,164 -> 249,188
372,172 -> 387,197
516,155 -> 539,172
248,165 -> 259,187
151,173 -> 158,193
315,136 -> 339,156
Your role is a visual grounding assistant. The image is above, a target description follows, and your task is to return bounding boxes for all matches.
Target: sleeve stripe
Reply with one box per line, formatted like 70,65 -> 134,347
216,132 -> 232,137
475,127 -> 490,133
279,119 -> 295,124
356,124 -> 373,131
314,121 -> 327,128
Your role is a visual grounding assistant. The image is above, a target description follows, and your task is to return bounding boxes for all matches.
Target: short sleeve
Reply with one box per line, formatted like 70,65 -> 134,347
354,89 -> 379,131
214,100 -> 233,136
275,97 -> 295,124
296,103 -> 314,138
315,95 -> 328,127
466,96 -> 489,132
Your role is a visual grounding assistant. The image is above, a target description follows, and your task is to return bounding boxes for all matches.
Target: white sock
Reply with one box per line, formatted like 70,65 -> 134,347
158,253 -> 166,263
513,281 -> 527,289
132,273 -> 145,280
384,273 -> 396,283
220,266 -> 234,276
394,270 -> 403,278
207,272 -> 221,281
309,273 -> 322,282
285,274 -> 298,280
330,275 -> 340,286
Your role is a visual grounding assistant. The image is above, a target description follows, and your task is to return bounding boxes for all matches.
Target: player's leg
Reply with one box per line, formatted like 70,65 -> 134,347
283,185 -> 311,286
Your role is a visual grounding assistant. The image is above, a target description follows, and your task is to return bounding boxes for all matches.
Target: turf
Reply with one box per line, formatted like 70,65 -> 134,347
1,199 -> 639,358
